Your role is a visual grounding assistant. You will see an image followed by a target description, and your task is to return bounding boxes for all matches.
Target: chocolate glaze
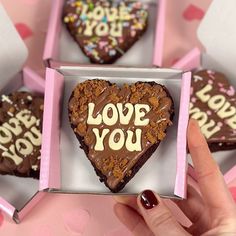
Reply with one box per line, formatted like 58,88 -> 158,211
0,92 -> 44,179
63,0 -> 148,64
68,80 -> 174,191
190,70 -> 236,152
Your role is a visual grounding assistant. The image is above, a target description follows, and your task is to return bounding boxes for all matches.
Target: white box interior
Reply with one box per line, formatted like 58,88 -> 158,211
59,0 -> 158,66
0,175 -> 38,210
58,67 -> 184,196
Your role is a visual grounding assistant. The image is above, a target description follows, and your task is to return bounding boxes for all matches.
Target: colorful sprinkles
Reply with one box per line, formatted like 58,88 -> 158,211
63,0 -> 148,64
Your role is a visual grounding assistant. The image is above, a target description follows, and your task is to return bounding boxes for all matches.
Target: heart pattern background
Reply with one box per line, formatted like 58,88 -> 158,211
15,23 -> 33,39
182,4 -> 205,21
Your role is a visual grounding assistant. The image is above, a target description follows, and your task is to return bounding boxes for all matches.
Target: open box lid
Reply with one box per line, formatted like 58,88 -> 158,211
0,3 -> 28,90
197,0 -> 236,86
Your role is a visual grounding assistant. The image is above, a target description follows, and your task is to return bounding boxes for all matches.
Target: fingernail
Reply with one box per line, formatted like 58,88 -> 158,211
140,190 -> 159,210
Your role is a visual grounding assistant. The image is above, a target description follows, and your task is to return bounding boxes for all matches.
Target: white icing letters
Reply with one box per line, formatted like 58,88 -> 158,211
217,102 -> 236,118
0,109 -> 42,166
93,128 -> 109,151
208,95 -> 225,111
93,6 -> 105,20
78,3 -> 138,38
16,138 -> 33,156
87,103 -> 102,125
119,5 -> 131,20
0,126 -> 12,144
95,22 -> 109,37
134,104 -> 150,126
88,103 -> 151,151
102,103 -> 118,126
189,103 -> 220,139
126,129 -> 142,151
3,118 -> 22,136
2,144 -> 23,165
117,103 -> 134,125
109,129 -> 125,151
16,109 -> 36,128
105,7 -> 118,22
196,84 -> 212,102
191,111 -> 208,127
227,115 -> 236,129
84,21 -> 97,36
201,120 -> 220,139
24,126 -> 42,146
110,22 -> 122,37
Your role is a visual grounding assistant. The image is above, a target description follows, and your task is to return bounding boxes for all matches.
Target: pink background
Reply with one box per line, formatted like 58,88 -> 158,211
0,0 -> 236,235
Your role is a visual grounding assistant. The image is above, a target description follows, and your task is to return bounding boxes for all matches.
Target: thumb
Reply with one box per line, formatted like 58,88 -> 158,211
137,190 -> 190,236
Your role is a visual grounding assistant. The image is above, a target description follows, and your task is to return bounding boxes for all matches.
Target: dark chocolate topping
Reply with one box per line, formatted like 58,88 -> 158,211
63,0 -> 148,64
190,70 -> 236,144
0,91 -> 44,178
68,80 -> 174,190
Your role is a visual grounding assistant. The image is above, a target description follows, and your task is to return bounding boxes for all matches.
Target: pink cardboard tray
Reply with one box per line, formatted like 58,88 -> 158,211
0,3 -> 57,223
0,67 -> 56,223
43,66 -> 191,199
43,0 -> 165,68
160,0 -> 236,185
172,48 -> 236,185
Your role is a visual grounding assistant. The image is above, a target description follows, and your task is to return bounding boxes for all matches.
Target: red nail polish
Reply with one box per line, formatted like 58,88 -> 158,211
140,190 -> 159,210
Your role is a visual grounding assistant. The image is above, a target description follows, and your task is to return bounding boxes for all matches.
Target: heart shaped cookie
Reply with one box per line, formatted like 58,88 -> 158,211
63,0 -> 148,64
68,80 -> 174,192
190,70 -> 236,152
0,92 -> 44,179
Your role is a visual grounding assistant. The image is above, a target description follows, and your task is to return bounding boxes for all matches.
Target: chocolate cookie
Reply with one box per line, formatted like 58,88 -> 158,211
63,0 -> 148,64
190,70 -> 236,152
68,80 -> 174,192
0,92 -> 44,179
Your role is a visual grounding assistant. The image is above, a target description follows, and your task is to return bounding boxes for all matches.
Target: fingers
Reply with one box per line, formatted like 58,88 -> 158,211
113,195 -> 138,211
173,185 -> 205,223
188,119 -> 236,215
137,190 -> 190,235
114,203 -> 153,236
173,185 -> 209,235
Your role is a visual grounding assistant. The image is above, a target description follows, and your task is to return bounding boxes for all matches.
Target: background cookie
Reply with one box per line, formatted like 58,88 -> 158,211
63,0 -> 148,64
190,70 -> 236,152
0,91 -> 44,179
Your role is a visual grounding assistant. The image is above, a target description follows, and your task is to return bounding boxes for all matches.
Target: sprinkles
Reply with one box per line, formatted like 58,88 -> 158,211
63,0 -> 148,64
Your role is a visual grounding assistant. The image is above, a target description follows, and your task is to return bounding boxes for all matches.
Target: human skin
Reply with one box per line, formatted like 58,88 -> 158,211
113,119 -> 236,236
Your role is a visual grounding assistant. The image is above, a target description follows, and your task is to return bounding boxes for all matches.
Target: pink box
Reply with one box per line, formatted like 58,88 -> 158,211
171,0 -> 236,184
173,48 -> 236,185
0,4 -> 53,223
0,67 -> 48,223
43,0 -> 165,67
43,66 -> 191,199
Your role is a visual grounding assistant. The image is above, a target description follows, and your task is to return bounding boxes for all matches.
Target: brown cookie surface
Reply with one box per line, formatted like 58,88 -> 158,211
63,0 -> 148,64
190,70 -> 236,152
68,80 -> 174,192
0,92 -> 44,179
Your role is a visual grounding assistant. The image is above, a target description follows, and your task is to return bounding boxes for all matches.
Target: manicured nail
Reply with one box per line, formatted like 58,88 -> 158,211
140,190 -> 159,210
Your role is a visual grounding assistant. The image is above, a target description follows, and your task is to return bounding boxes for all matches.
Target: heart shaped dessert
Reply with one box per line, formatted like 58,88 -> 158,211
0,92 -> 44,179
190,70 -> 236,152
63,0 -> 148,64
68,80 -> 174,192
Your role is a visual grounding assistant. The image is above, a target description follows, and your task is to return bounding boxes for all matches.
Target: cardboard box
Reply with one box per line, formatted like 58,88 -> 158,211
172,0 -> 236,184
43,0 -> 165,67
43,66 -> 191,199
0,4 -> 49,223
